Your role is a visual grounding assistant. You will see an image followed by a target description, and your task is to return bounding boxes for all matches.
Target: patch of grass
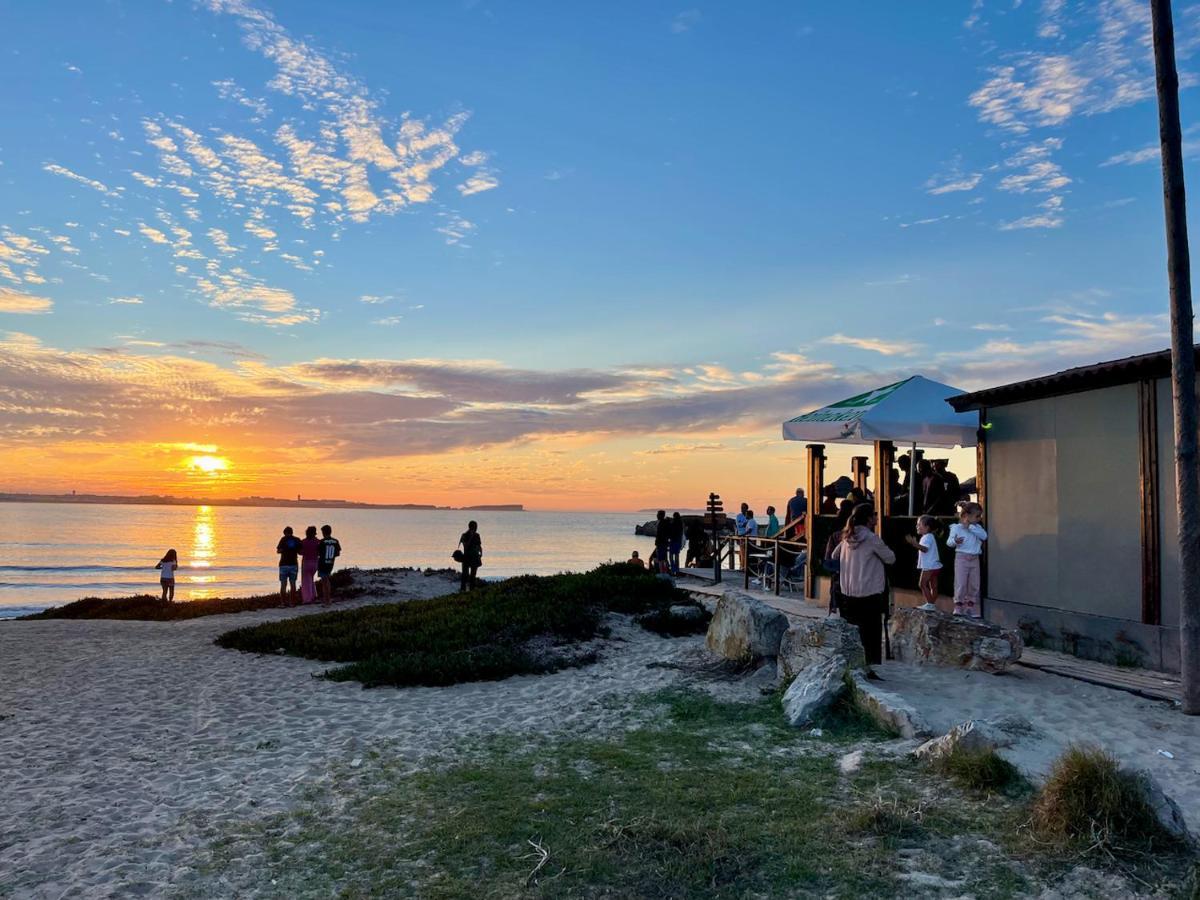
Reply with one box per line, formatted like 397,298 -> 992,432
933,746 -> 1025,795
843,792 -> 929,841
200,693 -> 918,898
1030,744 -> 1181,855
216,565 -> 693,688
22,569 -> 360,621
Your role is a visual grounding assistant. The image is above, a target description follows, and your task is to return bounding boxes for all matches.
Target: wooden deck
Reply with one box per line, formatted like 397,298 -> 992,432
1017,647 -> 1182,704
679,573 -> 1183,705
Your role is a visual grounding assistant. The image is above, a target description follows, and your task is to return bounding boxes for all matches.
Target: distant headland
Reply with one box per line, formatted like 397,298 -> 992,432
0,492 -> 523,512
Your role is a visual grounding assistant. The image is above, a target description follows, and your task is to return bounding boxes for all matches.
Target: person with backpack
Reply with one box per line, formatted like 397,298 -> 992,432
317,524 -> 342,605
457,520 -> 483,592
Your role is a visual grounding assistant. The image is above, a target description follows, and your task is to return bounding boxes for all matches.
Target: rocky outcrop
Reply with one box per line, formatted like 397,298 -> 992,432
889,607 -> 1023,674
781,654 -> 847,726
849,672 -> 932,739
705,592 -> 789,662
1131,770 -> 1192,843
912,715 -> 1031,763
778,617 -> 867,681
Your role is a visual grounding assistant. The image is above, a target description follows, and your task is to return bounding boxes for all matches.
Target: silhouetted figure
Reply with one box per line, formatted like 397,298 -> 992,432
458,521 -> 483,592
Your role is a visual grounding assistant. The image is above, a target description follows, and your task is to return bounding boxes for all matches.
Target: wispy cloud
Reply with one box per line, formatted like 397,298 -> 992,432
0,288 -> 53,314
42,163 -> 121,198
671,9 -> 702,33
822,333 -> 919,356
926,172 -> 983,195
108,296 -> 144,305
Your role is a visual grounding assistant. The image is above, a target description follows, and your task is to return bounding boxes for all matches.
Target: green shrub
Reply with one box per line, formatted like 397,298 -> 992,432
932,745 -> 1023,794
1030,744 -> 1179,854
23,569 -> 361,621
216,566 -> 691,688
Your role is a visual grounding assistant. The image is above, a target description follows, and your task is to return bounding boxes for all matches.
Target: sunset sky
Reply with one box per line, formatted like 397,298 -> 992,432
0,0 -> 1193,511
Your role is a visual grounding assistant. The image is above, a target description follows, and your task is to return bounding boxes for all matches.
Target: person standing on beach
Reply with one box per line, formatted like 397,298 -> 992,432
155,548 -> 178,602
299,526 -> 321,604
831,504 -> 895,665
458,520 -> 483,592
317,525 -> 342,605
276,526 -> 301,606
668,512 -> 684,575
653,510 -> 671,575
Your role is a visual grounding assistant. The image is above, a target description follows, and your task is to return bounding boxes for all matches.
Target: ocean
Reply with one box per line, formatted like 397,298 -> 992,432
0,502 -> 658,617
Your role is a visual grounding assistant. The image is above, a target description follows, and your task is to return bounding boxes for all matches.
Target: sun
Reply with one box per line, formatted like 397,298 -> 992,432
186,454 -> 230,474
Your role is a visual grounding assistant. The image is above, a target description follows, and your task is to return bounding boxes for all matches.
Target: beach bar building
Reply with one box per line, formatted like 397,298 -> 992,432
949,348 -> 1191,673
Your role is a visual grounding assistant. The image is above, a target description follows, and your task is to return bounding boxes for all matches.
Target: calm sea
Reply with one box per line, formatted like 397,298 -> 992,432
0,503 -> 658,617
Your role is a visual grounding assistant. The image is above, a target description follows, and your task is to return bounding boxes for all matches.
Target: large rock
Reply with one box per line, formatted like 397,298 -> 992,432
705,591 -> 789,662
1130,769 -> 1192,843
781,653 -> 848,726
849,672 -> 932,739
778,617 -> 867,681
912,716 -> 1029,763
889,607 -> 1023,673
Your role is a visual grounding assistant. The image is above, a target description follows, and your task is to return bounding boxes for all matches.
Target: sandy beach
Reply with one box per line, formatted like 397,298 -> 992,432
0,571 -> 708,898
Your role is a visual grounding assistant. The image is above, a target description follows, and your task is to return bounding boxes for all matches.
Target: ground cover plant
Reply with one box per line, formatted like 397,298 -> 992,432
190,690 -> 1197,899
215,564 -> 703,688
22,570 -> 362,621
1030,744 -> 1184,856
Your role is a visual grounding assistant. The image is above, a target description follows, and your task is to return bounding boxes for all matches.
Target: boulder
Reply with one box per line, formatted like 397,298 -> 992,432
668,604 -> 707,621
912,718 -> 1020,763
705,591 -> 789,662
778,617 -> 867,681
781,653 -> 848,726
889,607 -> 1023,674
1130,769 -> 1192,843
849,672 -> 932,739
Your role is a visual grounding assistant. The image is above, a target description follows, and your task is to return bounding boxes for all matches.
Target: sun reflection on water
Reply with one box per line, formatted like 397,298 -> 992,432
186,506 -> 217,598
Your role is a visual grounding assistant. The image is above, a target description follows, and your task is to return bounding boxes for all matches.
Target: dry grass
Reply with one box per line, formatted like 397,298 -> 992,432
1029,744 -> 1179,856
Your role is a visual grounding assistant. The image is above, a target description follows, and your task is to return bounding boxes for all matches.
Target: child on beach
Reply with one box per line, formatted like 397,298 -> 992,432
155,549 -> 178,602
905,515 -> 941,611
947,502 -> 987,617
299,526 -> 321,604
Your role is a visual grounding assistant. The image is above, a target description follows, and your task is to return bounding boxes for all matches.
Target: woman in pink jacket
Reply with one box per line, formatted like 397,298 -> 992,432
831,503 -> 895,664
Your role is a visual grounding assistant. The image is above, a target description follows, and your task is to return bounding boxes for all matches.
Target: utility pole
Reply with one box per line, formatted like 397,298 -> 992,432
1151,0 -> 1200,714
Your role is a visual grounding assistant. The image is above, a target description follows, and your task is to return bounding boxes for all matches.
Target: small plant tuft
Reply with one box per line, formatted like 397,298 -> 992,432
1030,744 -> 1179,855
932,745 -> 1024,794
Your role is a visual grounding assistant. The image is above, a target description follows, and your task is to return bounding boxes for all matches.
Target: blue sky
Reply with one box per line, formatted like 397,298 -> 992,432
0,0 -> 1196,508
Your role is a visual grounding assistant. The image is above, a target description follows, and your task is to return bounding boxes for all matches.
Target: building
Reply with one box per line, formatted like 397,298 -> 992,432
949,348 -> 1193,673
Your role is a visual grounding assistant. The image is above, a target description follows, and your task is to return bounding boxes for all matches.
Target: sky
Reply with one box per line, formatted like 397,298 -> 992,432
0,0 -> 1195,512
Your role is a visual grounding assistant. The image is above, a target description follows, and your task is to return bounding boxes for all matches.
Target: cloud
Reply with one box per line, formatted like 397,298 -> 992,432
997,138 -> 1071,193
971,322 -> 1012,331
108,296 -> 144,305
0,288 -> 53,314
999,194 -> 1065,229
926,172 -> 983,195
212,78 -> 270,119
671,9 -> 701,33
359,294 -> 391,304
899,215 -> 949,228
822,334 -> 919,356
373,316 -> 404,325
42,163 -> 121,198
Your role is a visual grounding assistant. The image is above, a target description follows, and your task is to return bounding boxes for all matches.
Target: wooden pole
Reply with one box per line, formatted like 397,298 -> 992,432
851,456 -> 870,493
873,441 -> 895,537
804,444 -> 826,600
1152,0 -> 1200,714
774,540 -> 781,596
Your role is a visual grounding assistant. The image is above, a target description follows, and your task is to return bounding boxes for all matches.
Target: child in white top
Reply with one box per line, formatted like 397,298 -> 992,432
155,548 -> 178,602
905,515 -> 941,611
947,502 -> 987,617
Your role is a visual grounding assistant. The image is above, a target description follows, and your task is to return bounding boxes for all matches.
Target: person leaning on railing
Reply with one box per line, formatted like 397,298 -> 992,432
830,503 -> 895,665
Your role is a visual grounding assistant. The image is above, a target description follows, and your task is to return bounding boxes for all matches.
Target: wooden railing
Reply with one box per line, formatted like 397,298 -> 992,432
711,533 -> 808,596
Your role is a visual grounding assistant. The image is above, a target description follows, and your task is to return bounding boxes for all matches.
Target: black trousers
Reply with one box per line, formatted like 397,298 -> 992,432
839,592 -> 886,665
460,561 -> 479,592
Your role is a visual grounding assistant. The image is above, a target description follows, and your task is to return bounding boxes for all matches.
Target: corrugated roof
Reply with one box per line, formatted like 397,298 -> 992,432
948,346 -> 1200,411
